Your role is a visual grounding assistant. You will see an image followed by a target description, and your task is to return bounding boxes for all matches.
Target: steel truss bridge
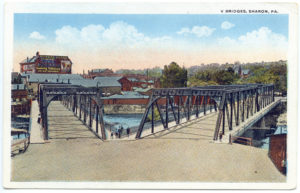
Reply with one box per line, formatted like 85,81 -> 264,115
38,84 -> 106,140
135,84 -> 275,141
38,83 -> 274,141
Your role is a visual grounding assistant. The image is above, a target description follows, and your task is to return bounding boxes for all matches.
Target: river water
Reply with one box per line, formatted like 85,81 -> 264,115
238,102 -> 287,150
11,116 -> 30,140
103,114 -> 143,132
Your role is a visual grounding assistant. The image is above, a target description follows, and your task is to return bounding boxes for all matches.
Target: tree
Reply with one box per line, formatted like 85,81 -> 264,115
160,62 -> 187,88
214,69 -> 237,85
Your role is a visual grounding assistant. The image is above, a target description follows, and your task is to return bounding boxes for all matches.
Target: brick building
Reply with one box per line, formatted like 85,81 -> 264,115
20,52 -> 72,74
102,91 -> 149,105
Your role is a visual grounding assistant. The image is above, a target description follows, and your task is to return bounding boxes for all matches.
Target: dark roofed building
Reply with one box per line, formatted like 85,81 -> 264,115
94,76 -> 132,91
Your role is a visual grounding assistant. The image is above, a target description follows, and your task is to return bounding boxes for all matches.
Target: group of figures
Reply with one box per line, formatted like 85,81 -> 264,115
110,126 -> 131,139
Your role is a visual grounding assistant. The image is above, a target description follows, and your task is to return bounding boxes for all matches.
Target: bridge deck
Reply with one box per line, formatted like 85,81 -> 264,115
11,101 -> 285,182
48,102 -> 97,140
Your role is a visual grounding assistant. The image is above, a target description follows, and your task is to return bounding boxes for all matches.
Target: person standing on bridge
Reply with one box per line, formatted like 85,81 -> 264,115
120,126 -> 124,138
126,128 -> 130,138
110,132 -> 114,139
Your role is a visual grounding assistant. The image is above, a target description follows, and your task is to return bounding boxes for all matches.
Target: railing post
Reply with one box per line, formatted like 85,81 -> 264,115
151,102 -> 154,133
230,93 -> 233,130
204,96 -> 207,115
84,96 -> 87,123
196,95 -> 199,117
79,95 -> 82,119
242,92 -> 245,122
95,105 -> 99,133
166,96 -> 169,128
237,92 -> 240,126
222,99 -> 226,135
178,96 -> 181,124
89,97 -> 92,127
187,96 -> 190,120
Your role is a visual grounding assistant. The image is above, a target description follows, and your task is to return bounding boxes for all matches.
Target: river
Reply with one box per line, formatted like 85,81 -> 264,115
239,101 -> 287,150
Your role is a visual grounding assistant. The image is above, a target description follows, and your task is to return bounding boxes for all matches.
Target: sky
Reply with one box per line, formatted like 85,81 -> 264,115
13,14 -> 288,73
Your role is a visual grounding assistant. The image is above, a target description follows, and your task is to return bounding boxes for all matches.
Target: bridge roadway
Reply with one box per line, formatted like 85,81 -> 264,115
11,101 -> 285,182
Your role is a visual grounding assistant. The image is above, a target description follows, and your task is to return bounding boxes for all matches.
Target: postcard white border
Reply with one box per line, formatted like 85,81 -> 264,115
2,0 -> 299,190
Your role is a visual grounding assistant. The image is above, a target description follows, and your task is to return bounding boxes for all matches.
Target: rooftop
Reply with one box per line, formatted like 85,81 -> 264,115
94,76 -> 122,87
102,91 -> 149,99
25,74 -> 84,83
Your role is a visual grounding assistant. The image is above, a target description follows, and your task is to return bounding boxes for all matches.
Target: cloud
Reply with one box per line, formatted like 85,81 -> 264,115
221,21 -> 235,30
29,31 -> 46,40
177,26 -> 215,37
217,26 -> 288,58
55,21 -> 172,49
238,27 -> 287,47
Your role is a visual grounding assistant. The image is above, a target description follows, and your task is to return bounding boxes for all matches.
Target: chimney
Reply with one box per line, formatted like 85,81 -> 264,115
27,57 -> 29,62
36,51 -> 40,56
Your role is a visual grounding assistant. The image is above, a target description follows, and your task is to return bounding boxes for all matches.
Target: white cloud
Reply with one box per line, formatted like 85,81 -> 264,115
221,21 -> 235,30
55,25 -> 80,44
29,31 -> 46,40
177,26 -> 215,37
177,27 -> 190,35
55,21 -> 172,49
238,27 -> 287,47
217,27 -> 288,52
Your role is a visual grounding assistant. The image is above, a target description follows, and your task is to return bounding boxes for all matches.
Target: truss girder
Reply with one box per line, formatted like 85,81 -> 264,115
136,84 -> 275,140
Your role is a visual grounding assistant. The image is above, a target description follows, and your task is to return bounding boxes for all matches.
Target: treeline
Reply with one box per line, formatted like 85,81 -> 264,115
188,67 -> 239,86
115,60 -> 287,95
187,61 -> 287,95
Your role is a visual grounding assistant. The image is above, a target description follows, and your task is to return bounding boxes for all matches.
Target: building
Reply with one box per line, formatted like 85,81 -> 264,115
11,83 -> 31,117
102,91 -> 149,105
22,73 -> 84,97
20,52 -> 72,74
94,76 -> 133,91
118,77 -> 133,91
93,76 -> 123,95
84,68 -> 115,79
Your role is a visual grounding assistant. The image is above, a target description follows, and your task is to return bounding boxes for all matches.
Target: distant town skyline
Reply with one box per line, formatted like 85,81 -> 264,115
14,14 -> 288,73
